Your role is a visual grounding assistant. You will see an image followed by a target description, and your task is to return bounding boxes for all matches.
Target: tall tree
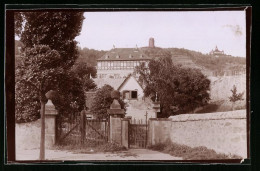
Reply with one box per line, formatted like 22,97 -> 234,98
135,56 -> 211,117
15,11 -> 85,159
15,11 -> 85,122
19,11 -> 84,68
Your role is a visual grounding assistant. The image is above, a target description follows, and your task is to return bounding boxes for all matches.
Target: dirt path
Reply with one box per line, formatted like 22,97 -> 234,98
16,148 -> 182,161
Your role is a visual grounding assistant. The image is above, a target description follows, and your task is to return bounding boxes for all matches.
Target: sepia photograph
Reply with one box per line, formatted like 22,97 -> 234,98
9,8 -> 249,162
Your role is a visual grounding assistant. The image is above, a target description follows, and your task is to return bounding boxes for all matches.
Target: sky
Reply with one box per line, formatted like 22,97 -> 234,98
75,11 -> 246,57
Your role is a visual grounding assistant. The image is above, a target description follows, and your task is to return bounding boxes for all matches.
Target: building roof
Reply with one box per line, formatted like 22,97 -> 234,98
97,48 -> 151,61
117,74 -> 144,91
94,75 -> 144,92
93,78 -> 125,90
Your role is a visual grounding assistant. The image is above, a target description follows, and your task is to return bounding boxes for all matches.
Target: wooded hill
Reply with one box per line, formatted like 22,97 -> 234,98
15,40 -> 246,76
141,47 -> 246,76
167,48 -> 246,74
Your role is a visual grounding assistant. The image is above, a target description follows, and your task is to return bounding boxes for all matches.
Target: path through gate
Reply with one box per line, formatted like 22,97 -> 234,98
129,119 -> 148,148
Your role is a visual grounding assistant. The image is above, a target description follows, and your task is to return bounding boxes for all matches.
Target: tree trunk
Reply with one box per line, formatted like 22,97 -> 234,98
39,100 -> 45,160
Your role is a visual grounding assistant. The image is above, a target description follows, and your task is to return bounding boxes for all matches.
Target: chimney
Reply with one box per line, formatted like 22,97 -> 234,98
149,38 -> 155,48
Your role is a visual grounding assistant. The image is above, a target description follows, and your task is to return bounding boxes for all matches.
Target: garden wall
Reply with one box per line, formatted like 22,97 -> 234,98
148,110 -> 247,158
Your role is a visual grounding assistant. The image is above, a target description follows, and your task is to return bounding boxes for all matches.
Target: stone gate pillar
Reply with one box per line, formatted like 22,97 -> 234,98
121,118 -> 131,148
107,90 -> 125,145
107,99 -> 125,144
44,99 -> 58,148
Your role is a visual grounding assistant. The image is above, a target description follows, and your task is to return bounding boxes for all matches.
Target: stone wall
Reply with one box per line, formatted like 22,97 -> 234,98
148,110 -> 247,158
148,118 -> 172,145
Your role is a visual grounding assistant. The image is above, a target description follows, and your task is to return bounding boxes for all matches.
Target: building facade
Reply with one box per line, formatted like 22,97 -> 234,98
96,38 -> 155,79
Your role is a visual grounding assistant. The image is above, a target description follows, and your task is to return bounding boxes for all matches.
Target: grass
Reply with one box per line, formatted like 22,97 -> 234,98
148,139 -> 242,160
54,138 -> 127,153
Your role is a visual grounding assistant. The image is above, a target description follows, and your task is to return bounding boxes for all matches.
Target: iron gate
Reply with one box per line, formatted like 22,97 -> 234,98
129,123 -> 148,148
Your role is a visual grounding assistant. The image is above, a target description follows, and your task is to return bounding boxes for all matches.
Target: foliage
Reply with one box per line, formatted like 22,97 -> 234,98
15,11 -> 85,123
71,62 -> 97,92
229,85 -> 244,103
135,56 -> 210,117
141,47 -> 171,59
90,85 -> 125,119
55,139 -> 127,153
15,40 -> 23,55
229,85 -> 244,111
148,139 -> 242,160
14,12 -> 23,36
19,11 -> 84,69
78,47 -> 107,67
167,48 -> 246,72
15,45 -> 85,123
15,45 -> 60,122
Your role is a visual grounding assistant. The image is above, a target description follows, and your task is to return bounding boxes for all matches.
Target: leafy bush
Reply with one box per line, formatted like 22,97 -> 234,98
90,85 -> 126,119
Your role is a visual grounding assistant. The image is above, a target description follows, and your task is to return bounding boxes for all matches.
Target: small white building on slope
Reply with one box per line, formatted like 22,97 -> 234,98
117,75 -> 144,100
93,74 -> 144,101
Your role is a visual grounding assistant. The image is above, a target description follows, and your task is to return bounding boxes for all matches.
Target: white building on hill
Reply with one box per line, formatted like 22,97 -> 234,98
96,39 -> 154,79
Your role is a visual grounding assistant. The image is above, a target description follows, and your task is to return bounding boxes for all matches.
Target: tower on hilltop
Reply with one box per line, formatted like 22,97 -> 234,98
149,37 -> 155,48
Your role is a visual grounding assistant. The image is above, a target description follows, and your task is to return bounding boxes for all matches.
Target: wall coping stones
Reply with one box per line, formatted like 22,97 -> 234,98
169,110 -> 246,122
149,118 -> 172,121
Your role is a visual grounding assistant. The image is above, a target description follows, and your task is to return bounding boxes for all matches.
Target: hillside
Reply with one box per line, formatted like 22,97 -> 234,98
167,48 -> 246,76
77,47 -> 107,67
15,39 -> 246,77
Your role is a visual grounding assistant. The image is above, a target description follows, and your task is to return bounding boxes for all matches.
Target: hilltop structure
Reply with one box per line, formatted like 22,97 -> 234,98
209,46 -> 225,57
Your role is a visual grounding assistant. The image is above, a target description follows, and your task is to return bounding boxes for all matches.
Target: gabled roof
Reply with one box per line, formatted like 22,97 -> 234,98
97,48 -> 151,61
93,78 -> 125,90
117,74 -> 144,91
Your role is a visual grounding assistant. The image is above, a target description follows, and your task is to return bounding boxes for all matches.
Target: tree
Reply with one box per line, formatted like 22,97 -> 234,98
78,47 -> 107,67
15,12 -> 85,160
71,62 -> 97,92
19,11 -> 84,69
229,85 -> 244,110
15,44 -> 86,119
135,56 -> 210,117
90,85 -> 125,119
15,11 -> 85,122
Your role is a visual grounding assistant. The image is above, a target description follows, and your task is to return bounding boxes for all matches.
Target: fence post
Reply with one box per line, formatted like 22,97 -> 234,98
80,109 -> 86,145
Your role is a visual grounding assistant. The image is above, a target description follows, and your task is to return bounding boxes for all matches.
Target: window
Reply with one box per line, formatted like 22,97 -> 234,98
131,91 -> 137,99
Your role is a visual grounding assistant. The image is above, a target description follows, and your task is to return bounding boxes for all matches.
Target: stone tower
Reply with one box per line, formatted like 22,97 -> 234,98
149,37 -> 155,48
